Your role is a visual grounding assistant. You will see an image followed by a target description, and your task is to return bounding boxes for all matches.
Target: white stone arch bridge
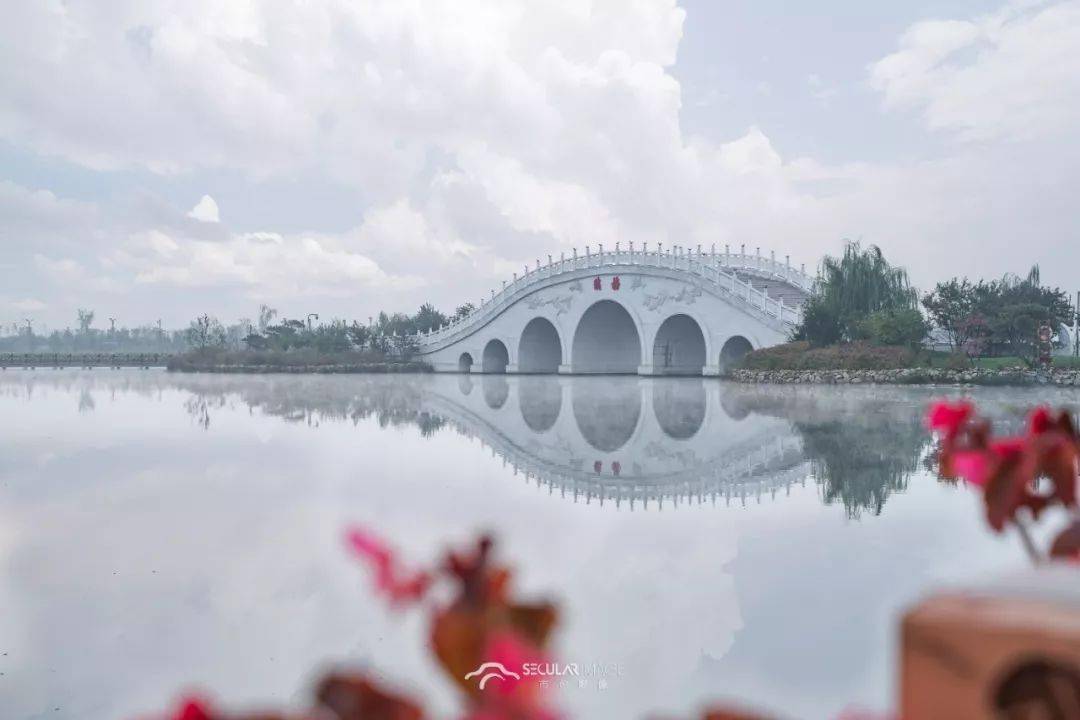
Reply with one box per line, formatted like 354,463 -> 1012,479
416,243 -> 814,375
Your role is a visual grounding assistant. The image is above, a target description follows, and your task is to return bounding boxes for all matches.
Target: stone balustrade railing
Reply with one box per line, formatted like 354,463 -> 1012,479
416,243 -> 811,349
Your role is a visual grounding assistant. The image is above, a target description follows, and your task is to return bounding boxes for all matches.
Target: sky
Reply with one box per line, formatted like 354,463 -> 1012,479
1,0 -> 1078,332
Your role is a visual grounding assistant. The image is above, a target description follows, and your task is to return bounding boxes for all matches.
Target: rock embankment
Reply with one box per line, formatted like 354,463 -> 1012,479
729,368 -> 1080,386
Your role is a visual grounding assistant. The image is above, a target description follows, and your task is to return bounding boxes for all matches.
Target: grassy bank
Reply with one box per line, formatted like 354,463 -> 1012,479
167,348 -> 432,374
969,355 -> 1080,370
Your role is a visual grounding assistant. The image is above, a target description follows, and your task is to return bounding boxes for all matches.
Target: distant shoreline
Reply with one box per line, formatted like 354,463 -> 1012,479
166,360 -> 432,374
728,367 -> 1080,387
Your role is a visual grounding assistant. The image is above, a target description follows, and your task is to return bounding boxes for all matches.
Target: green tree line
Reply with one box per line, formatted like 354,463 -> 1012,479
795,241 -> 1074,366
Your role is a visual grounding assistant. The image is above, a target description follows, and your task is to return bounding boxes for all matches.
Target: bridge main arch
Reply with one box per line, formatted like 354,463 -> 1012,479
482,339 -> 509,373
719,335 -> 754,372
651,313 -> 707,376
518,317 -> 563,374
571,299 -> 642,374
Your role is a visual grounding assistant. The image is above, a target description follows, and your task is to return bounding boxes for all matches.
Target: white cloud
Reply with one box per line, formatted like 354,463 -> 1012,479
187,194 -> 219,223
10,298 -> 47,312
0,1 -> 1078,327
869,1 -> 1080,141
718,127 -> 783,176
109,226 -> 421,300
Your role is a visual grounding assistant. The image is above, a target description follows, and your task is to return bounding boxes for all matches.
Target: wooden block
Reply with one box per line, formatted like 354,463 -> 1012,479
901,572 -> 1080,720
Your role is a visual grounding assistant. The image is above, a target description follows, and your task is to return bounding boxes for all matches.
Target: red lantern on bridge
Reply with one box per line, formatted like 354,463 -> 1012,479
593,276 -> 602,291
611,276 -> 621,291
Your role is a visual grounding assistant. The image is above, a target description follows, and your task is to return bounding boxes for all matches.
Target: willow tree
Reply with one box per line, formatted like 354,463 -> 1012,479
795,241 -> 918,346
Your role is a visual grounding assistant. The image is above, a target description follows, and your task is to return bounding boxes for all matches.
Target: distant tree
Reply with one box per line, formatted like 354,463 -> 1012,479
922,279 -> 977,351
346,321 -> 371,349
453,303 -> 475,321
985,267 -> 1071,352
243,332 -> 269,350
793,298 -> 842,346
258,304 -> 278,333
794,241 -> 917,346
186,315 -> 227,352
924,266 -> 1072,363
77,309 -> 95,334
413,303 -> 447,334
311,320 -> 352,353
265,319 -> 306,350
857,308 -> 929,348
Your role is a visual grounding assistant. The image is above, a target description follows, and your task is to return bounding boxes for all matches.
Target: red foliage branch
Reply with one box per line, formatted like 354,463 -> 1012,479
144,530 -> 781,720
928,401 -> 1080,561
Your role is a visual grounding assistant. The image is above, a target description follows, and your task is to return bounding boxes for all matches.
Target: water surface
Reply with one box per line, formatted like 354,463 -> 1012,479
1,371 -> 1074,719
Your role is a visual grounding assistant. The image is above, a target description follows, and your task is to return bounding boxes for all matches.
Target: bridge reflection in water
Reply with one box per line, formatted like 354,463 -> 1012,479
420,375 -> 809,510
2,370 -> 934,516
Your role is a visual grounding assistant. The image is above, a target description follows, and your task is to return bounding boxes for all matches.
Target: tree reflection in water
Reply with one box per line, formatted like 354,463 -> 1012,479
797,414 -> 927,517
173,375 -> 447,435
165,374 -> 935,515
719,384 -> 933,517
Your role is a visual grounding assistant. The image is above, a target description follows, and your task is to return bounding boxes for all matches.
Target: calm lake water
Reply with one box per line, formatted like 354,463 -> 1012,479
1,370 -> 1076,719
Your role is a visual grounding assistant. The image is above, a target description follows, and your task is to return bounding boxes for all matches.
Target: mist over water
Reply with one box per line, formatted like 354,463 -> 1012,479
1,370 -> 1073,719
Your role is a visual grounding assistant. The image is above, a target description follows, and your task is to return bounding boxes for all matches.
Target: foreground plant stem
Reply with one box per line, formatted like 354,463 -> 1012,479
1012,513 -> 1042,565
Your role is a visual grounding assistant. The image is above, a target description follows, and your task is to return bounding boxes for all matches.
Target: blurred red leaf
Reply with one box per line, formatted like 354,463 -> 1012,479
174,698 -> 214,720
505,603 -> 557,649
345,527 -> 432,605
927,401 -> 973,439
315,673 -> 425,720
1050,520 -> 1080,561
933,403 -> 1080,535
432,603 -> 490,697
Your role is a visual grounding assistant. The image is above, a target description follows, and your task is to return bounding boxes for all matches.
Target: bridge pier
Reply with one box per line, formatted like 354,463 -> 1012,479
637,363 -> 660,376
558,364 -> 573,375
703,364 -> 722,377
